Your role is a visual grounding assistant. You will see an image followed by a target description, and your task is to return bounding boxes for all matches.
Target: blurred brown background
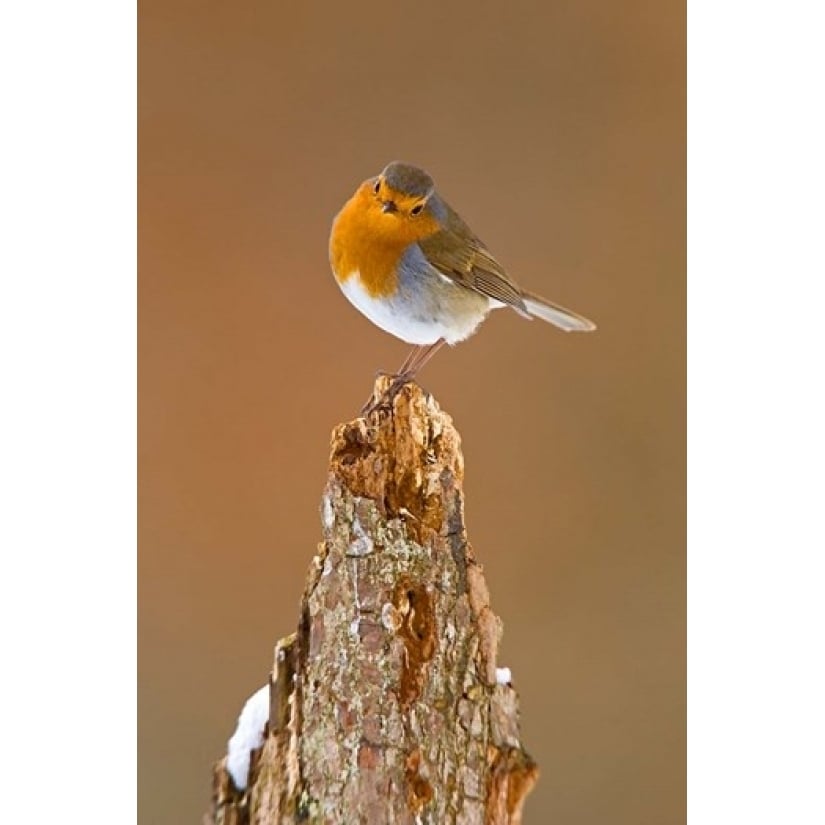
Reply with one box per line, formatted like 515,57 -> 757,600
139,1 -> 684,822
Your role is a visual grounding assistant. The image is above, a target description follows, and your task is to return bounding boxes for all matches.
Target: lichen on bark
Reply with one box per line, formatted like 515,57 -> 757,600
208,378 -> 537,824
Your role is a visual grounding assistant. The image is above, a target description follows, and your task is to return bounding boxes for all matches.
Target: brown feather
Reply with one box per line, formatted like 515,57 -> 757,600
418,201 -> 530,316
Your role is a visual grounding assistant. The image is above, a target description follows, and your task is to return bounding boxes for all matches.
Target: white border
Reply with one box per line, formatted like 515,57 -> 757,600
0,2 -> 136,819
689,1 -> 824,821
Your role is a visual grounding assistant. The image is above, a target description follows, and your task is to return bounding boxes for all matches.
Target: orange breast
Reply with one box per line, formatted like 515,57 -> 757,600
329,184 -> 441,299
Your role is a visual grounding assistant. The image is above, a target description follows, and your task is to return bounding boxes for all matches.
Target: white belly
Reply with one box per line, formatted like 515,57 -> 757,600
339,272 -> 485,345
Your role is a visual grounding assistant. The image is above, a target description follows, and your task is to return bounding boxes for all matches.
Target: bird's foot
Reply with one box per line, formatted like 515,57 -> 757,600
360,371 -> 415,416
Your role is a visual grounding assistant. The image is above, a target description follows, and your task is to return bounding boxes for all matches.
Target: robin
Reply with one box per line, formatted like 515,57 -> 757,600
329,161 -> 595,404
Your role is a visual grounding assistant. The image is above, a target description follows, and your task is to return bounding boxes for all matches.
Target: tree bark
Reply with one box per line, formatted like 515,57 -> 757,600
207,377 -> 538,824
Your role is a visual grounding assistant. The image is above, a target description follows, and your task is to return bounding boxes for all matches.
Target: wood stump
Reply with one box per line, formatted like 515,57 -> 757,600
207,378 -> 537,824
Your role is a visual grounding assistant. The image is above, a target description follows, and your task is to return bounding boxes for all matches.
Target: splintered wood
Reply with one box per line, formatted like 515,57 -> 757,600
208,377 -> 537,825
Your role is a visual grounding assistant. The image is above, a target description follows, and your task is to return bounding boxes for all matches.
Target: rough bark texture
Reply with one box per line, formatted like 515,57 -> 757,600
207,378 -> 538,824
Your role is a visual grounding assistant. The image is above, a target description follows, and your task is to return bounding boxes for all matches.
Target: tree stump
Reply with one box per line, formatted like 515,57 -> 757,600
207,377 -> 538,824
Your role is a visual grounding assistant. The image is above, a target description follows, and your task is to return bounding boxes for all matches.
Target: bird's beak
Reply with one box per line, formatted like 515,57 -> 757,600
381,200 -> 398,214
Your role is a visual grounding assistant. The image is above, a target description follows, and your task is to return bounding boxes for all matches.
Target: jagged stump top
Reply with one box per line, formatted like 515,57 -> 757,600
329,377 -> 465,545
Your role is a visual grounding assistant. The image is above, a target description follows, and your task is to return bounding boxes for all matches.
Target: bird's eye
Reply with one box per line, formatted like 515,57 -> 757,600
373,179 -> 381,194
410,202 -> 425,216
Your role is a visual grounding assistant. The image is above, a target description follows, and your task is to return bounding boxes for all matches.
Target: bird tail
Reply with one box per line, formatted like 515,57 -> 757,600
521,289 -> 597,332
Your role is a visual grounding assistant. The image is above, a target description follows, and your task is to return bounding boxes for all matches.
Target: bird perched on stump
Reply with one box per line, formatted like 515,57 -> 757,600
329,161 -> 595,405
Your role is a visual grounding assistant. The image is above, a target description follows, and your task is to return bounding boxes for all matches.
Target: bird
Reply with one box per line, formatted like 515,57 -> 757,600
329,161 -> 595,405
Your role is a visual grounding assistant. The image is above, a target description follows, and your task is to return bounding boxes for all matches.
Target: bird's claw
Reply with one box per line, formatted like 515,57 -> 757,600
360,373 -> 415,416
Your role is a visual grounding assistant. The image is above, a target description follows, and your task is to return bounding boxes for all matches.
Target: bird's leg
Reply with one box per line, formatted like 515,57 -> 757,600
362,339 -> 447,415
400,338 -> 446,379
385,339 -> 446,398
395,345 -> 425,379
373,345 -> 421,381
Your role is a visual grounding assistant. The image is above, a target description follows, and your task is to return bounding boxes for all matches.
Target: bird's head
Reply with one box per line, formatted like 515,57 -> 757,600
355,162 -> 441,241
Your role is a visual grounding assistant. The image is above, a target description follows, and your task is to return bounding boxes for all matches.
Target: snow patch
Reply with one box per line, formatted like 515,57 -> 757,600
496,667 -> 512,685
226,685 -> 269,790
322,495 -> 334,529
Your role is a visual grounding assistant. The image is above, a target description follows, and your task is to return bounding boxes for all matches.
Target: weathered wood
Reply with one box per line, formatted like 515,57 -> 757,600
209,377 -> 537,824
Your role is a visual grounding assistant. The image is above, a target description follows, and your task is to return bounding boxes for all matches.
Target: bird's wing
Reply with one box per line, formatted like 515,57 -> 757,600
418,205 -> 530,317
